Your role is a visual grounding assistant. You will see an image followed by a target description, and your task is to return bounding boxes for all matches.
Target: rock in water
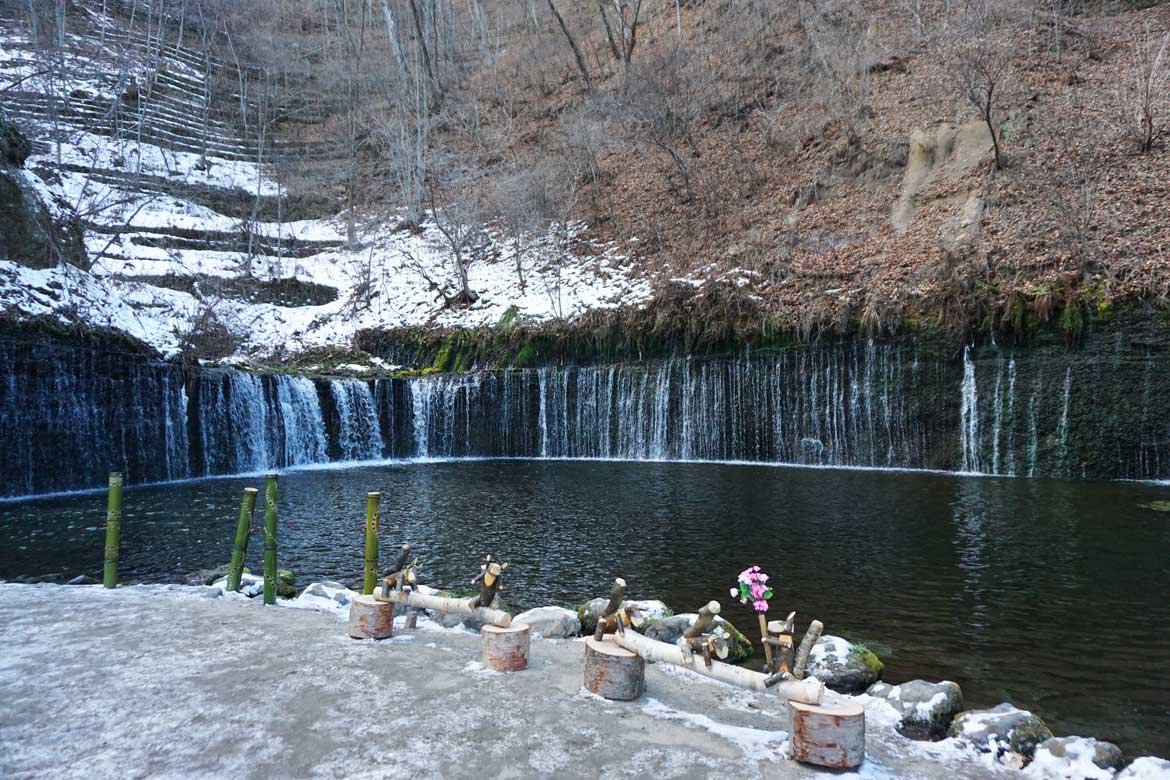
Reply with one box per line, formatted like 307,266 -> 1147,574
576,598 -> 670,634
513,606 -> 581,638
947,703 -> 1053,761
805,635 -> 884,693
866,680 -> 964,738
1116,757 -> 1170,779
1024,737 -> 1125,779
642,614 -> 754,663
276,570 -> 296,599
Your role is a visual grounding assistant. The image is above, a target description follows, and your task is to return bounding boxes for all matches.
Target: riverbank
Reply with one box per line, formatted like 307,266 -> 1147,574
0,583 -> 1023,779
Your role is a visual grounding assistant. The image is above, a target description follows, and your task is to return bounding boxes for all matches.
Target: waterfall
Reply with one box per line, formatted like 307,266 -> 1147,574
329,380 -> 384,461
4,335 -> 1170,498
959,346 -> 980,473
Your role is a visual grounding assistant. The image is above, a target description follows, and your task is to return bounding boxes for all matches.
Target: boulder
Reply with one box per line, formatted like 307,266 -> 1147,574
947,703 -> 1054,760
1116,757 -> 1170,779
642,614 -> 754,663
1024,737 -> 1125,779
866,680 -> 964,739
805,635 -> 884,693
189,566 -> 250,587
66,575 -> 98,586
276,570 -> 296,599
513,606 -> 581,638
577,598 -> 670,635
0,118 -> 31,167
296,581 -> 358,612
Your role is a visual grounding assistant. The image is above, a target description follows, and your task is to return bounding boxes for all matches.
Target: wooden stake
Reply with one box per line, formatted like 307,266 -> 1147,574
758,613 -> 774,670
593,577 -> 627,641
683,601 -> 721,639
262,473 -> 278,605
362,492 -> 381,595
349,593 -> 394,639
226,488 -> 258,592
793,619 -> 824,680
102,472 -> 123,589
481,624 -> 530,671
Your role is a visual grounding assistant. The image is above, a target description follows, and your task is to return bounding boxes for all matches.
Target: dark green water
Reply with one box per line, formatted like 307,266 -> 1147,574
1,459 -> 1168,755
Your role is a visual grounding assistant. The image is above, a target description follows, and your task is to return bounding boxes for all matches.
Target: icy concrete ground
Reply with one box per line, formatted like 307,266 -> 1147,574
0,583 -> 1007,780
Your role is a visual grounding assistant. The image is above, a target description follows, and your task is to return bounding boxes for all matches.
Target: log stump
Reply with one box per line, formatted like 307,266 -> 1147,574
481,624 -> 530,672
789,700 -> 865,769
348,594 -> 394,640
584,635 -> 645,701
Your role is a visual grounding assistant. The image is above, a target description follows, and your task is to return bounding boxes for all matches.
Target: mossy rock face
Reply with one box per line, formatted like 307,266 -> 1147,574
805,635 -> 884,693
947,703 -> 1053,759
1140,500 -> 1170,513
0,168 -> 85,269
0,119 -> 32,166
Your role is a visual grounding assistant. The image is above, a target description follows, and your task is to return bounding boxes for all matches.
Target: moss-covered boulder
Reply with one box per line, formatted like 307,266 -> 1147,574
805,635 -> 884,693
276,569 -> 296,599
866,680 -> 964,739
576,598 -> 671,635
947,703 -> 1053,760
641,613 -> 754,663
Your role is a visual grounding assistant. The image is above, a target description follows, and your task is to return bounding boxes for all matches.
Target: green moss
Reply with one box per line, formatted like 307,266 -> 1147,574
515,343 -> 539,368
1059,302 -> 1084,338
497,305 -> 522,329
850,642 -> 885,678
1141,500 -> 1170,513
432,340 -> 456,372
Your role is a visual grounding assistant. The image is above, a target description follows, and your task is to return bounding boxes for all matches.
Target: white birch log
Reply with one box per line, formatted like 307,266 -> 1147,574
613,629 -> 823,702
385,589 -> 511,627
789,700 -> 865,768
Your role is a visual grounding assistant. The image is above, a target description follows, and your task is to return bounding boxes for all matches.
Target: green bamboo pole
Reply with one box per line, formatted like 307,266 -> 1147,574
362,492 -> 381,595
102,472 -> 123,589
262,473 -> 278,605
226,487 -> 258,592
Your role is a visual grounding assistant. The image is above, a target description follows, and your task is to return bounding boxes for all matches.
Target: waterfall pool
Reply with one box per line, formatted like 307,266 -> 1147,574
2,458 -> 1168,755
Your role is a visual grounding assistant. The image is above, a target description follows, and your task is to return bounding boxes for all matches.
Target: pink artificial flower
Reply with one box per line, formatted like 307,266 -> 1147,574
750,583 -> 766,598
753,599 -> 769,612
739,567 -> 755,581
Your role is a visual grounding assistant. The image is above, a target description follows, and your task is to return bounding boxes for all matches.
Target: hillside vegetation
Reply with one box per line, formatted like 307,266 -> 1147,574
1,0 -> 1169,358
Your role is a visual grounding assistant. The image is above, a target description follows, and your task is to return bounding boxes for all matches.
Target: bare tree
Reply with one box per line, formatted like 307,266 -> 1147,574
952,38 -> 1009,168
1118,22 -> 1170,154
545,0 -> 592,93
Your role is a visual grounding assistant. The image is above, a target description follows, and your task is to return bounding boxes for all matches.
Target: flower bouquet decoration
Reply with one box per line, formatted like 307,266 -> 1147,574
731,565 -> 776,669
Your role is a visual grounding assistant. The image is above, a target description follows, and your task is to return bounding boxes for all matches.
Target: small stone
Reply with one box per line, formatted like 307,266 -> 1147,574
201,587 -> 224,599
1116,757 -> 1170,779
866,680 -> 964,739
513,606 -> 581,638
66,575 -> 98,586
947,702 -> 1053,760
1025,737 -> 1125,779
805,635 -> 884,693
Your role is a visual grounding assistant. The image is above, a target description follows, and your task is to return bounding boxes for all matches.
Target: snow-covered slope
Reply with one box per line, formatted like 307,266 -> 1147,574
0,4 -> 650,358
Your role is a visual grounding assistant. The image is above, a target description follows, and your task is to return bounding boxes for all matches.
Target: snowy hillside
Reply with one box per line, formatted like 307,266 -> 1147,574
0,3 -> 651,359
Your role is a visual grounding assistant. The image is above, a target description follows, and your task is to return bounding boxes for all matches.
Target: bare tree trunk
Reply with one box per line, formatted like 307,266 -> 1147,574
547,0 -> 593,92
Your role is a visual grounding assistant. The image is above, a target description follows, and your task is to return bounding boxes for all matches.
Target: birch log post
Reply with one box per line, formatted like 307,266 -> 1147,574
789,700 -> 865,768
385,589 -> 511,627
349,593 -> 395,639
226,488 -> 258,592
793,619 -> 824,680
362,492 -> 380,595
102,472 -> 123,589
584,636 -> 645,700
682,601 -> 720,639
613,629 -> 824,701
481,624 -> 530,671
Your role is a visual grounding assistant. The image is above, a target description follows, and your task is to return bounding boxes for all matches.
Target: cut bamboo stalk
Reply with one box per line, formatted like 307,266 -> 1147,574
362,492 -> 381,595
613,629 -> 824,701
102,472 -> 123,589
384,589 -> 511,627
262,473 -> 278,605
226,488 -> 258,592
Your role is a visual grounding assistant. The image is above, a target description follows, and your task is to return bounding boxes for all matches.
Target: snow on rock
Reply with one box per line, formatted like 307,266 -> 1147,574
806,635 -> 884,693
865,680 -> 964,739
286,580 -> 359,617
1024,737 -> 1125,780
577,597 -> 670,634
1117,757 -> 1170,779
948,703 -> 1054,762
